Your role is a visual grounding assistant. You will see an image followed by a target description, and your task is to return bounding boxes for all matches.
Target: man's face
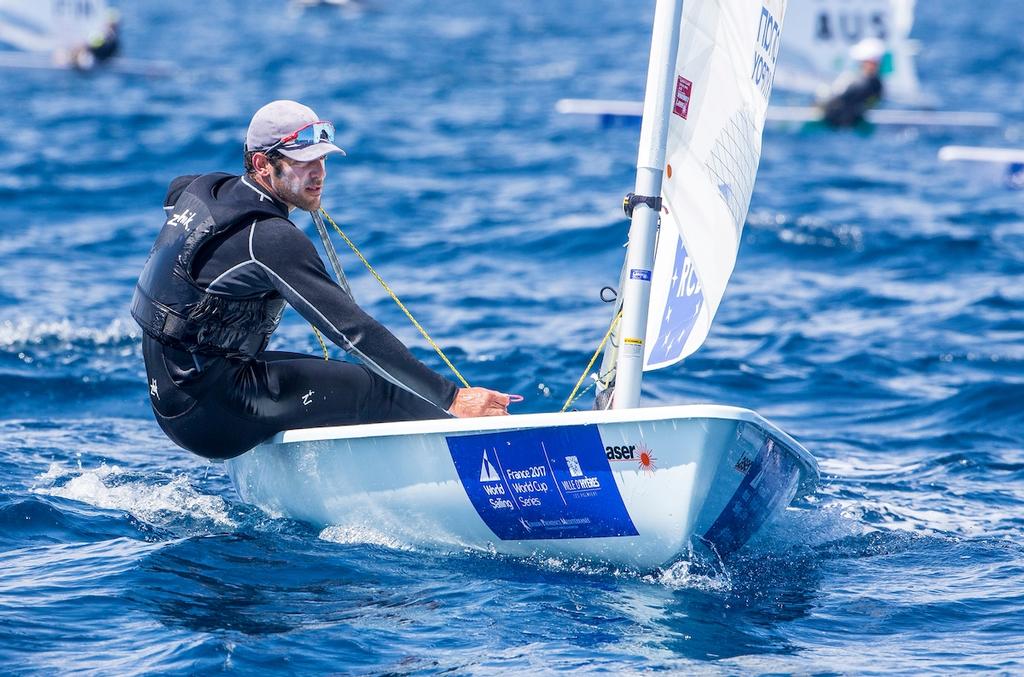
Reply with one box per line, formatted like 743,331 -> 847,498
269,156 -> 326,212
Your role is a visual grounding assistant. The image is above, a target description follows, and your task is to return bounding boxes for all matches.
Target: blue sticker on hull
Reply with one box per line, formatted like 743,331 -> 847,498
701,437 -> 800,557
447,426 -> 639,540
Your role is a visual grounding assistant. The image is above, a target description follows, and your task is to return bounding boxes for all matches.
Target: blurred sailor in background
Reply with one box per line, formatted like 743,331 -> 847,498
68,9 -> 120,70
132,100 -> 511,460
820,37 -> 886,129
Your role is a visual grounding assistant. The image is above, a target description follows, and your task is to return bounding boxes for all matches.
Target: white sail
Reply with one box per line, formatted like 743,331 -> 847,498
0,0 -> 108,53
775,0 -> 922,104
642,0 -> 785,371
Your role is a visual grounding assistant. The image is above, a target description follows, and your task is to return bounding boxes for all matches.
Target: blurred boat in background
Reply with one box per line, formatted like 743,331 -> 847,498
939,145 -> 1024,189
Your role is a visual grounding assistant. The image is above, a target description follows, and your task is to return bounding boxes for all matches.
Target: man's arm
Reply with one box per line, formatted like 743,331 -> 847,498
249,218 -> 476,414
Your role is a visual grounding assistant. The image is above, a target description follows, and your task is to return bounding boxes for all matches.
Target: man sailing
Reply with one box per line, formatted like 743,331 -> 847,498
132,100 -> 510,459
820,37 -> 886,129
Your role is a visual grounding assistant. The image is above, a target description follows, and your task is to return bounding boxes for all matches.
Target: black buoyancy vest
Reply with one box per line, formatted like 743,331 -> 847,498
131,173 -> 287,357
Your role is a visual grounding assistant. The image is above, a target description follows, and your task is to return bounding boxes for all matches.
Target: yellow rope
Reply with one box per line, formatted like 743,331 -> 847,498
311,208 -> 619,408
311,325 -> 329,360
561,310 -> 622,412
318,208 -> 471,389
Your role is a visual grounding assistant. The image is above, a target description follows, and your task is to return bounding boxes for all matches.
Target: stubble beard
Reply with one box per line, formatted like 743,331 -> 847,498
273,168 -> 321,212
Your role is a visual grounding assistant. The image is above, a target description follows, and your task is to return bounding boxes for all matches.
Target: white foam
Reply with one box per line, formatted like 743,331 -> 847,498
0,317 -> 140,348
528,554 -> 633,578
36,461 -> 75,483
33,464 -> 236,529
648,558 -> 733,592
318,524 -> 414,551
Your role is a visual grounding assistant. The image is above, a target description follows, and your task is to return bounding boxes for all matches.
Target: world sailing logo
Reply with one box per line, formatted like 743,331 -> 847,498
480,450 -> 501,482
752,3 -> 782,100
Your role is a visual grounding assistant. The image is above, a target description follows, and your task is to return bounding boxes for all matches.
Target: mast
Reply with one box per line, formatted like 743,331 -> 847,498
612,0 -> 685,409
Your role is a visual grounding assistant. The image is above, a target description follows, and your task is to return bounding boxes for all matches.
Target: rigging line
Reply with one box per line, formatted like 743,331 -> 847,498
564,380 -> 598,411
561,310 -> 622,412
564,362 -> 617,411
319,208 -> 471,389
312,325 -> 329,361
307,210 -> 351,362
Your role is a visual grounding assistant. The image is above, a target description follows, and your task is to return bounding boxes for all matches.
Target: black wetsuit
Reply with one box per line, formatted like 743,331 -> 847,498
822,73 -> 883,128
88,29 -> 119,62
134,174 -> 457,459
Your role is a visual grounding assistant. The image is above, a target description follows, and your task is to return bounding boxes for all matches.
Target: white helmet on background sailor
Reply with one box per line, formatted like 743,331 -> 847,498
850,37 -> 886,64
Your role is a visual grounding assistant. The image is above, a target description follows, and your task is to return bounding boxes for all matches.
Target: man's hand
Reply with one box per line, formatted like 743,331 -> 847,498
448,387 -> 511,418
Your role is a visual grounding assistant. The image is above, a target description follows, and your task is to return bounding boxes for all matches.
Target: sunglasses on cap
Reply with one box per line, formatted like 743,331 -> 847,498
261,121 -> 336,155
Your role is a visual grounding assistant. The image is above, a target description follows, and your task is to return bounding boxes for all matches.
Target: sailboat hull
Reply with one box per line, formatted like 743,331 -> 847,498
225,405 -> 817,569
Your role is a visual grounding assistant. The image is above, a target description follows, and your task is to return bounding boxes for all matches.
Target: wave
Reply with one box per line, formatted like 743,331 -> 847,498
0,493 -> 162,548
0,318 -> 140,351
33,463 -> 237,534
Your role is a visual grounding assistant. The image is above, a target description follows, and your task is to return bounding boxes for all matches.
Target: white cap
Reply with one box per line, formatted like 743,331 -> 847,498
245,100 -> 346,162
850,37 -> 886,63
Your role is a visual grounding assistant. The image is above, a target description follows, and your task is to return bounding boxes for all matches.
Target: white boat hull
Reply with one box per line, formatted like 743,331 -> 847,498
225,404 -> 818,569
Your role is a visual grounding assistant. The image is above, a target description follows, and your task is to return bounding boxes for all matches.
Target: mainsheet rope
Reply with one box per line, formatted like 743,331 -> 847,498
560,310 -> 622,412
311,208 -> 470,389
310,208 -> 616,409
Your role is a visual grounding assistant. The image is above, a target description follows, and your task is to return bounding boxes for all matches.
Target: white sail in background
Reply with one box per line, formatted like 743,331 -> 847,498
642,0 -> 785,371
0,0 -> 108,53
776,0 -> 922,104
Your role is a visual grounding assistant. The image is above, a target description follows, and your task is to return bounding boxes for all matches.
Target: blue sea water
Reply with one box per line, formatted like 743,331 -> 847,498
1,0 -> 1022,673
